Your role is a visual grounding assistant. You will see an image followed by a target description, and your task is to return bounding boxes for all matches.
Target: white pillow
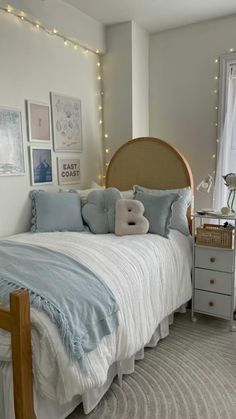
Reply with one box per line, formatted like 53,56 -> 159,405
120,190 -> 134,200
61,181 -> 104,206
91,181 -> 104,190
61,183 -> 133,206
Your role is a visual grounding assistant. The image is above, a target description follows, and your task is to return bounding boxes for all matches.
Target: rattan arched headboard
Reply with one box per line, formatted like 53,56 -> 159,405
106,137 -> 193,190
106,137 -> 193,223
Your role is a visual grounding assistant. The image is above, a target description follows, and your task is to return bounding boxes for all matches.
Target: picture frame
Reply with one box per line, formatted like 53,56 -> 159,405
57,157 -> 80,185
26,100 -> 51,143
0,106 -> 25,176
50,92 -> 82,152
30,147 -> 53,185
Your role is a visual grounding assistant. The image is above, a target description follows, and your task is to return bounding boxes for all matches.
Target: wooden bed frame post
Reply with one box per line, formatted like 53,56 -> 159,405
0,290 -> 35,419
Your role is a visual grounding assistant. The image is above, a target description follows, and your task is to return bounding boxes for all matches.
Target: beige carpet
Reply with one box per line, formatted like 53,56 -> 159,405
68,312 -> 236,419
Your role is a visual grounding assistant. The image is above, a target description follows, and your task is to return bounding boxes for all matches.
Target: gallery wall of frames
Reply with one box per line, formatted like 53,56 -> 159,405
0,8 -> 104,237
0,95 -> 82,186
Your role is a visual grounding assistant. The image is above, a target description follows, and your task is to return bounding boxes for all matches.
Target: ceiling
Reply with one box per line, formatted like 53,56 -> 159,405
64,0 -> 236,32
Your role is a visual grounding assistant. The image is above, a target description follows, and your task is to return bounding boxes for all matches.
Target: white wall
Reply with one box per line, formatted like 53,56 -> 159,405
102,21 -> 149,160
0,0 -> 106,53
0,11 -> 103,238
132,22 -> 149,138
102,22 -> 133,157
150,14 -> 236,209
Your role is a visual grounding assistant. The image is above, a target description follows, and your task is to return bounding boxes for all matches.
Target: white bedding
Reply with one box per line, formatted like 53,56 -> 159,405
0,230 -> 192,410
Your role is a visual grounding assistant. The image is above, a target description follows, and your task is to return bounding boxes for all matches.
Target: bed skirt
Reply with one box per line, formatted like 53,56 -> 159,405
0,307 -> 185,419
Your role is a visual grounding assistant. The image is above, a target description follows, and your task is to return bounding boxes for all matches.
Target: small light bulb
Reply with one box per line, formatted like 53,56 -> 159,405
214,76 -> 218,80
21,16 -> 24,20
103,175 -> 106,179
100,91 -> 104,95
214,59 -> 219,63
216,139 -> 220,143
106,162 -> 109,167
64,40 -> 68,46
84,49 -> 89,53
213,170 -> 216,174
105,148 -> 109,153
99,120 -> 103,124
36,23 -> 40,29
212,154 -> 216,159
104,133 -> 109,138
7,6 -> 12,13
230,48 -> 234,52
97,62 -> 101,67
215,122 -> 218,127
98,106 -> 102,111
214,89 -> 218,94
97,75 -> 102,80
96,49 -> 100,54
74,45 -> 78,50
53,28 -> 58,34
215,106 -> 218,110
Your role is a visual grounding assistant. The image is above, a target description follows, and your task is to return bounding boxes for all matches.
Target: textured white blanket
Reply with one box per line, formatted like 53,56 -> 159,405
0,231 -> 192,405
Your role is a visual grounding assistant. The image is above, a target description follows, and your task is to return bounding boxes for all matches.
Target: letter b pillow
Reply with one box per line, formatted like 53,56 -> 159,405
115,199 -> 149,236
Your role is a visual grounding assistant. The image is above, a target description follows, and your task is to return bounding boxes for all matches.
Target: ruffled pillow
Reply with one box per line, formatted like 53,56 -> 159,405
134,185 -> 192,236
135,191 -> 179,238
30,190 -> 84,232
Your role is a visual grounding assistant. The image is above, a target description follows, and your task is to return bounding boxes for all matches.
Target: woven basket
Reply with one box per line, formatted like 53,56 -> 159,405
196,223 -> 233,249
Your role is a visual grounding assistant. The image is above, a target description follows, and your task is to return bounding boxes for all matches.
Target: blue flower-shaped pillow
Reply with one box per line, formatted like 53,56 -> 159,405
82,188 -> 122,233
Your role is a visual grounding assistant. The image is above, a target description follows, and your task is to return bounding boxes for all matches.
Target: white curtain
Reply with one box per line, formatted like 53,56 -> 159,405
214,71 -> 236,210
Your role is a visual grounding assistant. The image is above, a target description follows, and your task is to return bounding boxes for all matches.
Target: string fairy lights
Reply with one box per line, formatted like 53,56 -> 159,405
212,54 -> 220,183
211,46 -> 235,194
1,4 -> 108,184
94,52 -> 110,180
5,5 -> 236,187
0,5 -> 100,54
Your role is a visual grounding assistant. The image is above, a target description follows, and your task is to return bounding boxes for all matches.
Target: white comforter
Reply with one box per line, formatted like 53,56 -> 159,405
0,230 -> 192,405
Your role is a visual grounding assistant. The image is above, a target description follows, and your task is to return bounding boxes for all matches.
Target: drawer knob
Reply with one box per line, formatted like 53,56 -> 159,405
210,257 -> 216,263
208,301 -> 214,307
209,278 -> 215,284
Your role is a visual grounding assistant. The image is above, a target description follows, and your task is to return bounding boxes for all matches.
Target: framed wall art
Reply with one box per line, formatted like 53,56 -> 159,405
57,157 -> 80,185
26,101 -> 51,142
50,92 -> 82,152
30,147 -> 53,185
0,107 -> 25,176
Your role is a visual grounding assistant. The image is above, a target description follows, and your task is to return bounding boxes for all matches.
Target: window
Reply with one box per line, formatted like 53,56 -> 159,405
214,53 -> 236,210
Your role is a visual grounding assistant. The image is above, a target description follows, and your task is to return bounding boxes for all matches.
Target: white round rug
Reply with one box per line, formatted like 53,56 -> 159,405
69,312 -> 236,419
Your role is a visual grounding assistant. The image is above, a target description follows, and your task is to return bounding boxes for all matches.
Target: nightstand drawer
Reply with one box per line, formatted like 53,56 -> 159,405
194,290 -> 231,318
195,247 -> 234,272
195,268 -> 233,295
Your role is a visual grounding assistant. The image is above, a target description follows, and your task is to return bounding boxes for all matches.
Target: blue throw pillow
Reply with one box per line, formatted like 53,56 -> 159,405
30,190 -> 84,232
134,185 -> 192,236
82,188 -> 122,233
135,191 -> 179,238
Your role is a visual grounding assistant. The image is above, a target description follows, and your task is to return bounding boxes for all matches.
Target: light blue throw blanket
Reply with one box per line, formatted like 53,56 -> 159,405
0,241 -> 119,371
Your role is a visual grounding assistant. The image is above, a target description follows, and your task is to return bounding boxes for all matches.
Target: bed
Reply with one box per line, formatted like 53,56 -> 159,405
0,137 -> 193,419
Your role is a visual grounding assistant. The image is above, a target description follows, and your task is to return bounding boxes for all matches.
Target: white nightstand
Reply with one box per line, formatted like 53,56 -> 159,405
191,213 -> 236,331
